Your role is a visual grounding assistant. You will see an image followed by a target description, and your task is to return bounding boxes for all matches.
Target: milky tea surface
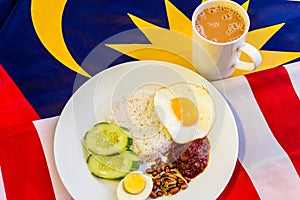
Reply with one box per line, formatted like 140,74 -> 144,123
195,5 -> 246,43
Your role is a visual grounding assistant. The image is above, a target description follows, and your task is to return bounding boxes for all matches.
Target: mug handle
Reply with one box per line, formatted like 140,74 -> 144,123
233,43 -> 262,71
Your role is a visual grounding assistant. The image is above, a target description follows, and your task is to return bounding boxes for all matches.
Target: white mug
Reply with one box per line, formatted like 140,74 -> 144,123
192,0 -> 262,80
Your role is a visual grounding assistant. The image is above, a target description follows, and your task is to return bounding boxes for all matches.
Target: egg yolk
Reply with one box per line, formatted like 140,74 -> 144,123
123,173 -> 146,194
171,97 -> 198,126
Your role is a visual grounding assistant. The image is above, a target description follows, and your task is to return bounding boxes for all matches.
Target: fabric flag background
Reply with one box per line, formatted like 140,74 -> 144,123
0,0 -> 300,199
1,0 -> 300,118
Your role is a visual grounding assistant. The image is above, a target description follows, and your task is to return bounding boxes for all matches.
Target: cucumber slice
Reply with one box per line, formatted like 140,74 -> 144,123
87,150 -> 140,179
84,122 -> 133,155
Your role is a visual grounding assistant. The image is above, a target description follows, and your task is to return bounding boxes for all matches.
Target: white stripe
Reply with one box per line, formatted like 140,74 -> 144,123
284,61 -> 300,99
33,117 -> 73,200
0,166 -> 7,200
213,76 -> 300,199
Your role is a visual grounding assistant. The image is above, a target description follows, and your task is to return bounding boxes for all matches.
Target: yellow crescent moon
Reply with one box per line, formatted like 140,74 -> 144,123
31,0 -> 91,78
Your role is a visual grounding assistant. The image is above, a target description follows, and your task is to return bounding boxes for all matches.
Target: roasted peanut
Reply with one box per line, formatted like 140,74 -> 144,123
155,180 -> 161,187
146,168 -> 153,174
152,184 -> 158,191
157,191 -> 163,197
156,166 -> 161,174
152,171 -> 158,176
150,191 -> 157,198
181,184 -> 188,190
169,187 -> 179,195
168,163 -> 174,169
178,178 -> 184,184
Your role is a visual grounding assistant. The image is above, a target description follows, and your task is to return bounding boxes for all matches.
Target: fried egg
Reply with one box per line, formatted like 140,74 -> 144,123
117,171 -> 153,200
153,82 -> 215,143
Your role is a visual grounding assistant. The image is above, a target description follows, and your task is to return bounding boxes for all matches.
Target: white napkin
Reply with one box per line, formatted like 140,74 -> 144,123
0,167 -> 6,200
33,117 -> 73,200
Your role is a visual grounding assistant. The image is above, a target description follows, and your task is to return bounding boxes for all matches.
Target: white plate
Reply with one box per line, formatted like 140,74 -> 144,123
54,60 -> 238,200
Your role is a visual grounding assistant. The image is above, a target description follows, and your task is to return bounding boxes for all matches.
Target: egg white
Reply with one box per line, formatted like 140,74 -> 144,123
117,171 -> 153,200
153,82 -> 215,143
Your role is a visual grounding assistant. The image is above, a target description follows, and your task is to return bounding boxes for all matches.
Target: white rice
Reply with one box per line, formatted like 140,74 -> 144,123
106,92 -> 172,163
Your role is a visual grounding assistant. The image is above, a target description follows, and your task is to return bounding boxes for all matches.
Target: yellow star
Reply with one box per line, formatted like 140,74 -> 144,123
107,0 -> 300,77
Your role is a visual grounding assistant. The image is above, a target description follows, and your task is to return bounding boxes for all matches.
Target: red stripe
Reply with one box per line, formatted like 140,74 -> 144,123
246,66 -> 300,176
0,64 -> 55,200
218,161 -> 260,200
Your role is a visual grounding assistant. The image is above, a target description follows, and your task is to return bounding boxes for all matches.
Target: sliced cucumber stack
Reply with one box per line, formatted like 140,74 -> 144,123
84,122 -> 140,179
87,150 -> 140,179
84,122 -> 133,155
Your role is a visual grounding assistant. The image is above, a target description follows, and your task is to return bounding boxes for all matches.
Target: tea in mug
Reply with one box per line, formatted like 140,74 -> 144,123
195,5 -> 245,43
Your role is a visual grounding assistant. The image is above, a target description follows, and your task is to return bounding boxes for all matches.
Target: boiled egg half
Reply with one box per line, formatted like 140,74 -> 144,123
117,171 -> 153,200
153,82 -> 215,143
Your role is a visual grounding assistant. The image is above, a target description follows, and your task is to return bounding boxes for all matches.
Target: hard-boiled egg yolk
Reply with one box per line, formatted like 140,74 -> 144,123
171,97 -> 198,126
123,173 -> 146,194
